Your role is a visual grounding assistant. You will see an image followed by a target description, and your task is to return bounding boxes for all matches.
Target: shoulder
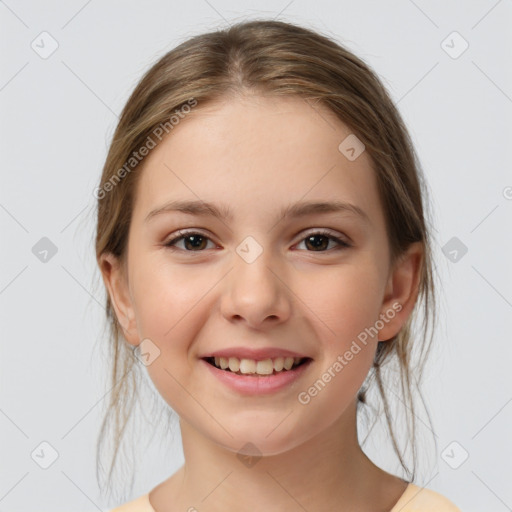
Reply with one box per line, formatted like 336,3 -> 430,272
108,493 -> 155,512
391,483 -> 462,512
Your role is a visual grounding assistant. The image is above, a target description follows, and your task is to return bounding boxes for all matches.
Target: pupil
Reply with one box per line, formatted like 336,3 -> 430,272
185,235 -> 206,250
306,235 -> 328,251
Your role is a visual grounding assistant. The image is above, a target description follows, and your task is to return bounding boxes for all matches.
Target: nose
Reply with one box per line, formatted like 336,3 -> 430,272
220,248 -> 292,330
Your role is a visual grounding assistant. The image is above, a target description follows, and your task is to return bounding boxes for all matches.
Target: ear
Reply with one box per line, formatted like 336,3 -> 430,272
98,252 -> 139,346
377,242 -> 423,342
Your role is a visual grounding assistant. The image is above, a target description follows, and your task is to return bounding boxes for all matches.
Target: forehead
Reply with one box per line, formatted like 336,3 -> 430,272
132,94 -> 383,227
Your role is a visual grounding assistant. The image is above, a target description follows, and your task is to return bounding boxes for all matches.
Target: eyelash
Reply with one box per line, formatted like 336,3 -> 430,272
163,229 -> 351,253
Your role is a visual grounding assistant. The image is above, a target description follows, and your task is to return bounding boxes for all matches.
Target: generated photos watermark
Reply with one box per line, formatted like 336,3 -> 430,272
297,302 -> 402,405
94,98 -> 198,199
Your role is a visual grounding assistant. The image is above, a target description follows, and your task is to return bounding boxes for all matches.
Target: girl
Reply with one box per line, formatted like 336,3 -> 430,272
95,19 -> 461,512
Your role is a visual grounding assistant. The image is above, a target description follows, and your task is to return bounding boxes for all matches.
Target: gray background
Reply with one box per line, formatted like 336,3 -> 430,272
1,1 -> 511,511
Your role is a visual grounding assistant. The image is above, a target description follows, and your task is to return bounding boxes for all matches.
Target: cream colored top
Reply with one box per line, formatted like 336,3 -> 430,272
108,482 -> 462,511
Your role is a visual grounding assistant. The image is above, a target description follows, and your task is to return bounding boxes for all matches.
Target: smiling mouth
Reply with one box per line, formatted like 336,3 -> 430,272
203,356 -> 311,376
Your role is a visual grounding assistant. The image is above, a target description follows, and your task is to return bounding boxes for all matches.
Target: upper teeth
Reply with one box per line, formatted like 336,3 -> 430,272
213,356 -> 302,375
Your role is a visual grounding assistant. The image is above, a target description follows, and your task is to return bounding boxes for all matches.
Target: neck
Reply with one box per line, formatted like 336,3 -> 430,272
154,399 -> 407,511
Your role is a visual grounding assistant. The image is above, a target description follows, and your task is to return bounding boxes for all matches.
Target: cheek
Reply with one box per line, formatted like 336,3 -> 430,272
291,268 -> 380,427
130,271 -> 204,416
128,259 -> 217,398
295,262 -> 384,348
130,255 -> 209,340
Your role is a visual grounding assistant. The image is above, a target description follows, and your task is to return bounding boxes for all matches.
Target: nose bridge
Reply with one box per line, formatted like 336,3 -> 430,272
221,235 -> 291,327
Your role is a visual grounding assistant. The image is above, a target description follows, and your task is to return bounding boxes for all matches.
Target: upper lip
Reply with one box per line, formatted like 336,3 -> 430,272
200,347 -> 311,360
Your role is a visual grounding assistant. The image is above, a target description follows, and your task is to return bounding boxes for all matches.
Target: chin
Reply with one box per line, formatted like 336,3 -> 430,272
207,417 -> 316,458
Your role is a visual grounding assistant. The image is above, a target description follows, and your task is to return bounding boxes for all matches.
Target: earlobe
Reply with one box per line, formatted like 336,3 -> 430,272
99,253 -> 139,345
377,242 -> 423,342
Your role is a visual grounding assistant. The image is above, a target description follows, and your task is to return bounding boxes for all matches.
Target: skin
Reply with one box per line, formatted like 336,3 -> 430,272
100,93 -> 423,512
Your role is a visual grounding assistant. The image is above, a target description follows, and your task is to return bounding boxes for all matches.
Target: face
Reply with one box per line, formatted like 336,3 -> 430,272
101,94 -> 420,456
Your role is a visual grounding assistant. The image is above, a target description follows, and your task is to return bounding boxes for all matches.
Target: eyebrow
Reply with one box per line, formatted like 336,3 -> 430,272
144,199 -> 370,224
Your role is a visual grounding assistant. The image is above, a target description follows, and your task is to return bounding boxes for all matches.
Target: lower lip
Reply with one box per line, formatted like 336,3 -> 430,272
201,358 -> 312,395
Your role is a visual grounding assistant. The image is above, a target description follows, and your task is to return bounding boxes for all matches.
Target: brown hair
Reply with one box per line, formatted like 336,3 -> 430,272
95,19 -> 437,497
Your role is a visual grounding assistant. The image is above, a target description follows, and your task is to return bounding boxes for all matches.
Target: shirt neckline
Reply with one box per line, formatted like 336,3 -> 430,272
144,483 -> 417,512
390,482 -> 424,511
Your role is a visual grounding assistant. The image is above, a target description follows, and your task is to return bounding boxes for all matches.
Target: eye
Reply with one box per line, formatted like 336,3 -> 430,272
163,229 -> 351,253
164,230 -> 217,251
295,229 -> 351,252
